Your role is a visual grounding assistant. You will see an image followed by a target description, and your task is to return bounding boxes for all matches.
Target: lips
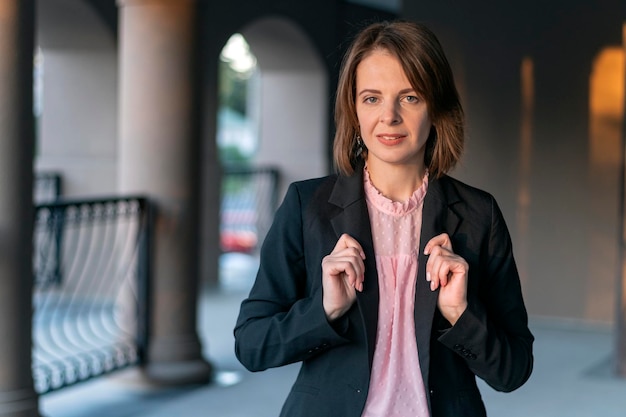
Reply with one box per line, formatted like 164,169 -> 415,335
377,133 -> 405,139
376,134 -> 406,144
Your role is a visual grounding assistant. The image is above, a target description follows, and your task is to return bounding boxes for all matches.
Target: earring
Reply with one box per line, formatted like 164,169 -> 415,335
355,135 -> 364,157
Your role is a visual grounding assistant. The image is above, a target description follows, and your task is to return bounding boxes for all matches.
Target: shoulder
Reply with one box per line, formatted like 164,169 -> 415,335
432,175 -> 503,224
273,175 -> 340,221
265,174 -> 340,243
290,174 -> 339,193
435,175 -> 494,204
285,174 -> 341,205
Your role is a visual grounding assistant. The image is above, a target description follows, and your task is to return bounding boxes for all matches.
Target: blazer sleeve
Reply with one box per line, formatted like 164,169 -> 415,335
234,182 -> 351,372
437,194 -> 534,392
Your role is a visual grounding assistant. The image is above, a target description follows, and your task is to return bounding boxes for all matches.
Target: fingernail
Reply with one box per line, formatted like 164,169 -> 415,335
430,281 -> 436,291
426,272 -> 431,282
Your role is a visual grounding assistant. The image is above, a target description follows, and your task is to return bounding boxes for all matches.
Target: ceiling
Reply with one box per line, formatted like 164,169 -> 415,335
346,0 -> 401,13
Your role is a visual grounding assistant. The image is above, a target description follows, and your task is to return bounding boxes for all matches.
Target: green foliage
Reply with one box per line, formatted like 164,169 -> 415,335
218,58 -> 252,116
219,144 -> 250,164
218,34 -> 257,165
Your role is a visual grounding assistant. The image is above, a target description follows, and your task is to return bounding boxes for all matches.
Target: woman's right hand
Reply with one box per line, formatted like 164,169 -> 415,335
321,234 -> 366,321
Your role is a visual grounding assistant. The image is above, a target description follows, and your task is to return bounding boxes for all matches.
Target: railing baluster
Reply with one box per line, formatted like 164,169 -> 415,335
31,166 -> 280,393
220,165 -> 281,254
32,196 -> 150,394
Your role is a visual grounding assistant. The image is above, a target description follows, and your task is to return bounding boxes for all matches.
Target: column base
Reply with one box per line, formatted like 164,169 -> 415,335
141,358 -> 214,386
0,388 -> 40,417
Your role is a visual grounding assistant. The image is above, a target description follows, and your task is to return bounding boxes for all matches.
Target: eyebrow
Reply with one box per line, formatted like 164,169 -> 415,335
357,88 -> 416,96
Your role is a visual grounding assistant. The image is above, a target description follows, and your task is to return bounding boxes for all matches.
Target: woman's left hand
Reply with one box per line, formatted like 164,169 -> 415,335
424,233 -> 468,325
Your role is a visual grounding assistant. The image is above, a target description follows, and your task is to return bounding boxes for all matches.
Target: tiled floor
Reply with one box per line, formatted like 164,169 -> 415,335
40,253 -> 626,416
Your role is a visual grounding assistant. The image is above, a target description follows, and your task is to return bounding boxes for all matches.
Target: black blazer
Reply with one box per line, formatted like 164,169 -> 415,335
234,167 -> 534,417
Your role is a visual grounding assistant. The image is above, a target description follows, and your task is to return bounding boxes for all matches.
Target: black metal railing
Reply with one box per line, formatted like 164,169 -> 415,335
30,166 -> 280,393
32,196 -> 151,394
220,165 -> 280,254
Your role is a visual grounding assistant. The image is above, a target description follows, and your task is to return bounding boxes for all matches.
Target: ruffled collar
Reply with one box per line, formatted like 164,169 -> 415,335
363,166 -> 429,216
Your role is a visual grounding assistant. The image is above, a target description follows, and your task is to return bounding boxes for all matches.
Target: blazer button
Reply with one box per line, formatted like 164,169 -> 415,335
453,344 -> 463,351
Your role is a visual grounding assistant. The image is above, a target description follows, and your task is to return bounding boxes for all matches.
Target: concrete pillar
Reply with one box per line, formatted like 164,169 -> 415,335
0,1 -> 41,416
117,0 -> 212,384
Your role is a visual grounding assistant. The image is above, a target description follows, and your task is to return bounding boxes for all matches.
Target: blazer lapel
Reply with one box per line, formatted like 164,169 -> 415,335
326,170 -> 463,381
415,176 -> 461,393
328,167 -> 380,368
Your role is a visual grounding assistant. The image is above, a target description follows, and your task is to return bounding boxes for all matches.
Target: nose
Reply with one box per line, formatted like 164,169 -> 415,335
380,101 -> 401,125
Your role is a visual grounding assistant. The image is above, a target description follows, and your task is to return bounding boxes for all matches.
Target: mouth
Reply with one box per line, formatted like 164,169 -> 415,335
376,133 -> 405,140
376,134 -> 406,144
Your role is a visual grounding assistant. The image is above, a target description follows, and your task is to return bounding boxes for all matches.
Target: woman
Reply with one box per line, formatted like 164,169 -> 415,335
234,20 -> 533,417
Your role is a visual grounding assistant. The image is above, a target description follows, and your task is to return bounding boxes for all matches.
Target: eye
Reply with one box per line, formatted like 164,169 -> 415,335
404,95 -> 420,103
364,96 -> 378,104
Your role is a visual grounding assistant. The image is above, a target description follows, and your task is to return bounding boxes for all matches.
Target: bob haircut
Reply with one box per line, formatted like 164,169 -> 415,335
333,20 -> 464,178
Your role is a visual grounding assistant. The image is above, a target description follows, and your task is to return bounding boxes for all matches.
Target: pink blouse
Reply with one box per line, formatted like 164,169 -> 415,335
361,168 -> 430,417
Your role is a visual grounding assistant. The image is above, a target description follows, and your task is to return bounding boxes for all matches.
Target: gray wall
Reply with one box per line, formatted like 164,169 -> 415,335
244,17 -> 328,197
404,0 -> 624,323
35,0 -> 621,324
36,0 -> 118,197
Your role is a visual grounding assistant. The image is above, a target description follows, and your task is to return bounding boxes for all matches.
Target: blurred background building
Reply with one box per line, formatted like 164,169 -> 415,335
1,0 -> 625,415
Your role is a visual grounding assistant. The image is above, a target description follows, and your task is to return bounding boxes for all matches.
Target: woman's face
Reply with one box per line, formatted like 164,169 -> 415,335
355,49 -> 432,173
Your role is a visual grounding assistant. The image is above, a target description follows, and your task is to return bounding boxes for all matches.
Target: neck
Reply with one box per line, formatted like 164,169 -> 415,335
366,161 -> 426,202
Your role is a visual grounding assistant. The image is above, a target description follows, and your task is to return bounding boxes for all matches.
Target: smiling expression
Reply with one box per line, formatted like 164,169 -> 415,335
355,49 -> 432,174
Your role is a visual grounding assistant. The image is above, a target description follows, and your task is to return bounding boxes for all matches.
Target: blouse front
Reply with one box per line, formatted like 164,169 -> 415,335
361,168 -> 430,417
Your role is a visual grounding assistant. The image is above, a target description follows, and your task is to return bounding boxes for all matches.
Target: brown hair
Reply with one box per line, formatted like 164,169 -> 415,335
333,20 -> 464,178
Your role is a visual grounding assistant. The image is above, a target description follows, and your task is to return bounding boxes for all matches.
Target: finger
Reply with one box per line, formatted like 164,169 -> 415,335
435,263 -> 452,288
342,256 -> 365,292
425,243 -> 446,282
323,253 -> 366,285
355,261 -> 366,292
324,257 -> 363,279
426,246 -> 452,291
426,249 -> 438,290
424,233 -> 452,255
335,235 -> 366,291
427,254 -> 443,291
432,256 -> 468,291
340,263 -> 365,293
356,273 -> 364,292
334,234 -> 366,259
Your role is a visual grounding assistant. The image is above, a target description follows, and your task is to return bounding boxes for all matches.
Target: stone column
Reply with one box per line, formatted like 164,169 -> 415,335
0,1 -> 41,416
117,0 -> 212,384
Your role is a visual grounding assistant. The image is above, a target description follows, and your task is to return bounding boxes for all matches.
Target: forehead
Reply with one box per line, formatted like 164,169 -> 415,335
355,49 -> 411,87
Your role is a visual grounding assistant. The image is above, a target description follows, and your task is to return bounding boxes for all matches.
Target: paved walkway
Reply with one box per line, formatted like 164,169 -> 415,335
40,254 -> 626,416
